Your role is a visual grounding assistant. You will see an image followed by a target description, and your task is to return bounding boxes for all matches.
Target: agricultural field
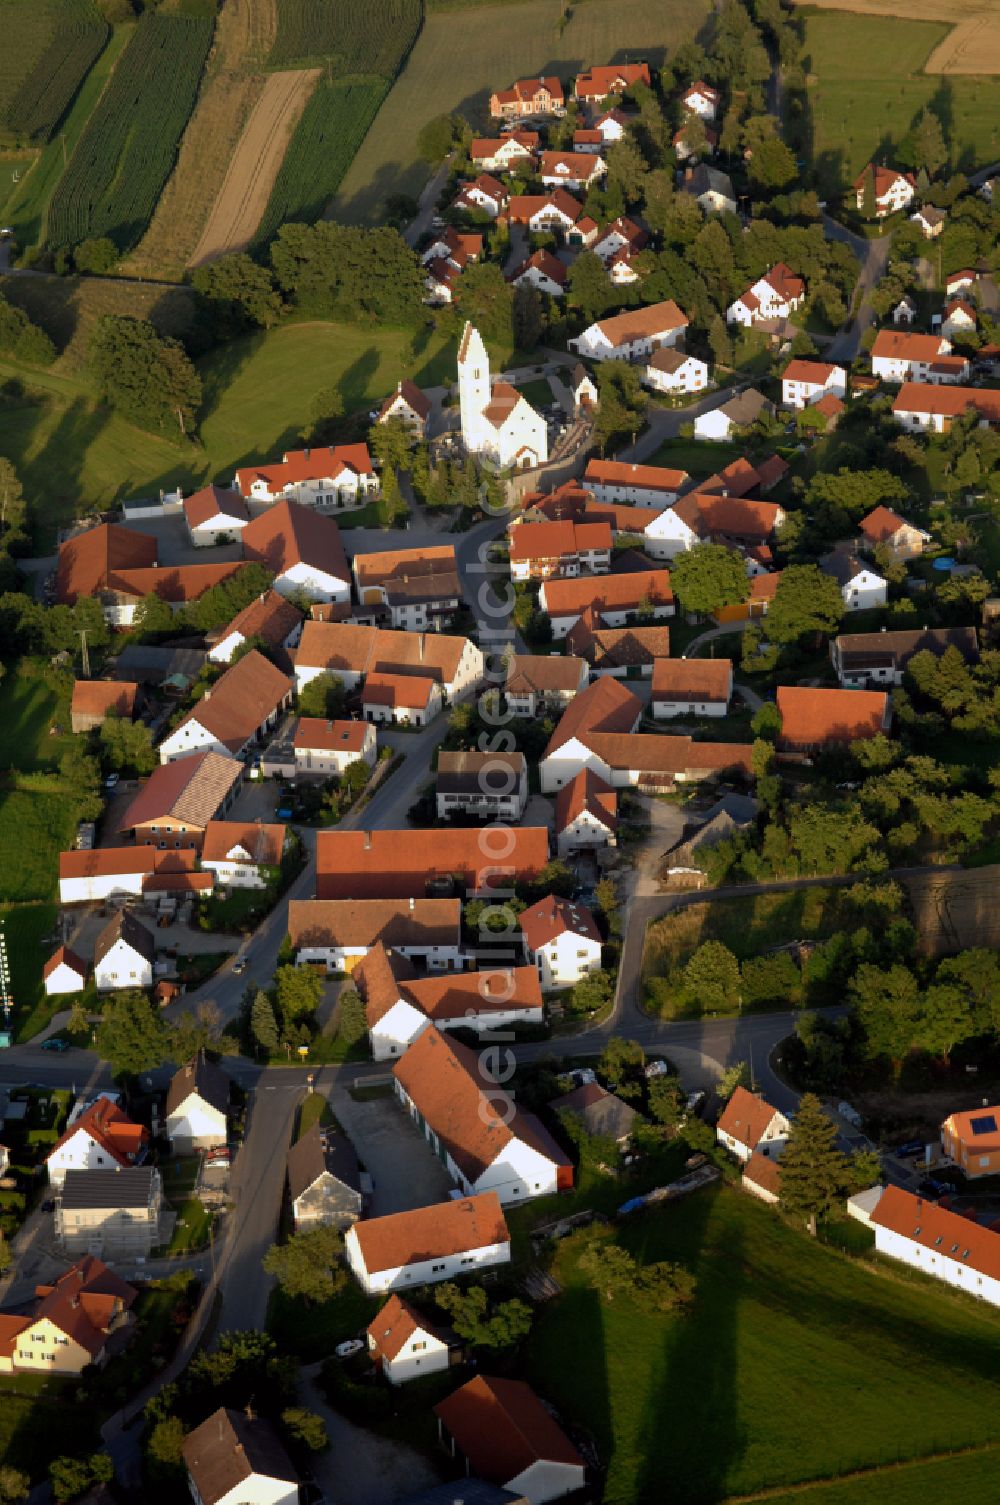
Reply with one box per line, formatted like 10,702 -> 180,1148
334,0 -> 708,222
1,272 -> 198,374
47,11 -> 213,251
798,10 -> 1000,194
267,0 -> 422,73
124,0 -> 279,279
525,1185 -> 1000,1504
763,1450 -> 1000,1505
794,0 -> 1000,75
0,0 -> 108,145
255,78 -> 391,241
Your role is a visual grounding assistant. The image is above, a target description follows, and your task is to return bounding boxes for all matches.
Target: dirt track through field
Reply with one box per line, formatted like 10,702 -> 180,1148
793,0 -> 1000,74
188,66 -> 320,266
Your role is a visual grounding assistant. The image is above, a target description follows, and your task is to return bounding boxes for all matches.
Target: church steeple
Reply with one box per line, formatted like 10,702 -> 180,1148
457,321 -> 490,454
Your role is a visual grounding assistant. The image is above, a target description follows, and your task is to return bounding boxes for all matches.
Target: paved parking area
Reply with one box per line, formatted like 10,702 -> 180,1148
118,513 -> 246,567
331,1087 -> 454,1217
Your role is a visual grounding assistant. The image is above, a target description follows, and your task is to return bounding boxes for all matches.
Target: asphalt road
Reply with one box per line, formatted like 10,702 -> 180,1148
823,214 -> 891,364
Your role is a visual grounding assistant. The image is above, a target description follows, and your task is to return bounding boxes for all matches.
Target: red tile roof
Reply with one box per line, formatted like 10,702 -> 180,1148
858,505 -> 911,542
378,379 -> 432,423
353,544 -> 456,588
520,893 -> 601,950
362,670 -> 438,712
544,674 -> 643,755
555,767 -> 617,834
28,1256 -> 136,1355
242,499 -> 350,587
776,685 -> 889,748
172,650 -> 291,753
295,622 -> 474,687
183,485 -> 249,530
782,359 -> 840,384
200,820 -> 285,866
893,383 -> 1000,422
404,966 -> 544,1020
761,262 -> 805,302
288,898 -> 460,953
56,523 -> 157,605
505,654 -> 587,696
871,331 -> 948,363
111,561 -> 247,604
871,1184 -> 1000,1285
576,62 -> 650,97
541,568 -> 674,620
118,750 -> 242,832
589,300 -> 688,343
351,1193 -> 510,1276
509,518 -> 611,562
60,847 -> 157,880
292,717 -> 371,754
315,826 -> 548,900
48,1098 -> 148,1170
583,732 -> 753,777
672,492 -> 781,543
651,657 -> 732,704
942,1104 -> 1000,1155
42,945 -> 87,982
70,681 -> 137,722
717,1086 -> 783,1151
235,443 -> 373,496
218,589 -> 302,649
743,1151 -> 782,1195
584,458 -> 688,492
435,1375 -> 583,1479
367,1294 -> 451,1363
853,164 -> 915,197
512,247 -> 568,286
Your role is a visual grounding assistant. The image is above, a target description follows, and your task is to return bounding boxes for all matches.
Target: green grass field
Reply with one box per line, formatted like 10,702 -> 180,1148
800,12 -> 1000,195
763,1447 -> 1000,1505
0,1373 -> 99,1476
644,437 -> 743,476
526,1186 -> 1000,1504
334,0 -> 710,221
0,0 -> 108,146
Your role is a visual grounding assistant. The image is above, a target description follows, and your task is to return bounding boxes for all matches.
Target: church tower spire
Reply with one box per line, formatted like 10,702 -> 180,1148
457,321 -> 490,454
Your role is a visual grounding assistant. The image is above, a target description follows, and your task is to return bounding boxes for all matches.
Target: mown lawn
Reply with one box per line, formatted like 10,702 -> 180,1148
762,1447 -> 1000,1504
0,784 -> 78,902
525,1185 -> 1000,1504
0,1374 -> 100,1476
0,661 -> 75,771
296,1091 -> 335,1139
267,1280 -> 377,1364
3,901 -> 60,1041
643,436 -> 742,477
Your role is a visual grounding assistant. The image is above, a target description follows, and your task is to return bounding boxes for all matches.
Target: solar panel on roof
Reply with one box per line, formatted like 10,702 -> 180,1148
971,1114 -> 997,1135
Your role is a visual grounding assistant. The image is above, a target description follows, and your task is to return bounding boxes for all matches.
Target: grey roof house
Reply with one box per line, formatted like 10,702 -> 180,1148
286,1120 -> 363,1229
55,1166 -> 164,1259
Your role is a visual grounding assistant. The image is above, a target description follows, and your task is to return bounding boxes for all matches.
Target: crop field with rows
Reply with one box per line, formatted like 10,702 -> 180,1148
267,0 -> 422,74
46,11 -> 213,250
0,0 -> 108,144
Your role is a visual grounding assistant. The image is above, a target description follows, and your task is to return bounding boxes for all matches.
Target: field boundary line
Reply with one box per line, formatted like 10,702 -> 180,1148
721,1438 -> 1000,1501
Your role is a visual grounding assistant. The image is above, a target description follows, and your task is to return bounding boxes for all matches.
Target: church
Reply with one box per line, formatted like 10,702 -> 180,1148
458,322 -> 549,470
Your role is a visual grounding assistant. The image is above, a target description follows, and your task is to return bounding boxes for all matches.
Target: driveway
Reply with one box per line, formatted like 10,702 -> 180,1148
331,1087 -> 454,1216
823,214 -> 891,363
300,1365 -> 445,1505
628,795 -> 688,899
403,156 -> 453,248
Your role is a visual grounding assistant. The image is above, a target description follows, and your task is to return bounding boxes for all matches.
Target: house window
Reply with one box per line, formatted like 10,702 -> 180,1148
411,1341 -> 427,1352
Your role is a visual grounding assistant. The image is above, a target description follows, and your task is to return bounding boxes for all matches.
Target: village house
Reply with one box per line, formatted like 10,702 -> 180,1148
673,121 -> 719,160
575,61 -> 650,101
831,625 -> 979,688
508,519 -> 612,581
644,346 -> 710,395
716,1087 -> 790,1162
94,910 -> 154,993
555,767 -> 618,856
58,846 -> 214,905
422,227 -> 483,304
941,1103 -> 1000,1178
870,1184 -> 1000,1308
286,1121 -> 363,1229
870,331 -> 968,385
234,442 -> 377,513
538,675 -> 641,791
346,1193 -> 511,1294
363,670 -> 443,727
682,163 -> 736,214
853,164 -> 916,217
165,1057 -> 230,1153
595,106 -> 630,142
539,568 -> 675,637
489,76 -> 564,119
820,551 -> 888,613
436,750 -> 528,822
453,173 -> 509,219
570,300 -> 689,363
566,611 -> 669,678
892,382 -> 1000,434
727,264 -> 805,327
781,359 -> 847,410
651,657 -> 733,718
182,1408 -> 299,1505
942,297 -> 978,342
377,379 -> 432,437
294,620 -> 484,702
292,717 -> 376,778
893,294 -> 918,325
713,570 -> 780,624
111,643 -> 207,693
571,365 -> 598,412
592,216 -> 647,265
459,323 -> 548,470
470,131 -> 538,173
510,248 -> 567,298
315,825 -> 548,900
504,654 -> 589,716
946,270 -> 977,298
583,458 -> 687,507
393,1027 -> 573,1202
553,1081 -> 638,1145
242,499 -> 352,603
435,1375 -> 586,1505
694,388 -> 774,441
506,190 -> 582,239
644,492 -> 783,561
776,685 -> 891,754
199,820 -> 286,889
0,1257 -> 136,1377
208,590 -> 303,667
42,946 -> 87,997
539,150 -> 606,192
911,204 -> 946,239
159,650 -> 292,764
367,1294 -> 460,1387
742,1152 -> 782,1206
46,1097 -> 149,1188
183,485 -> 250,547
858,503 -> 930,560
55,520 -> 244,626
70,680 -> 138,735
543,720 -> 753,795
55,1166 -> 163,1260
353,945 -> 428,1061
118,750 -> 243,850
700,453 -> 788,497
682,79 -> 721,118
289,896 -> 464,973
520,893 -> 603,991
353,544 -> 463,631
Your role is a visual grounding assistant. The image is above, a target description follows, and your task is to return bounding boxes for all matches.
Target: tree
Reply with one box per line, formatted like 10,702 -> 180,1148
598,1035 -> 645,1099
850,963 -> 922,1076
297,671 -> 346,721
0,1467 -> 28,1505
132,589 -> 175,638
779,1092 -> 856,1235
59,740 -> 102,820
0,457 -> 25,547
281,1408 -> 328,1452
861,164 -> 876,220
418,113 -> 460,162
99,713 -> 156,775
684,941 -> 741,1014
146,1415 -> 186,1469
605,137 -> 649,204
567,251 -> 614,323
0,293 -> 56,366
96,992 -> 169,1077
669,542 -> 749,617
708,314 -> 733,367
250,989 -> 279,1055
455,262 -> 514,346
512,283 -> 544,353
717,1061 -> 750,1099
335,985 -> 367,1049
767,564 -> 843,647
913,108 -> 947,179
303,386 -> 344,443
49,1454 -> 113,1504
73,236 -> 119,275
270,221 -> 424,325
436,1284 -> 533,1348
570,968 -> 613,1017
263,1225 -> 346,1303
751,702 -> 782,742
647,1074 -> 683,1127
89,315 -> 201,437
748,136 -> 797,191
193,253 -> 283,331
578,1239 -> 694,1311
275,965 -> 323,1024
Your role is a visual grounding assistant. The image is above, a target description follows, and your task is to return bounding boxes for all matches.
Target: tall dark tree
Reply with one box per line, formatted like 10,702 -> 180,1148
88,316 -> 201,436
779,1092 -> 854,1236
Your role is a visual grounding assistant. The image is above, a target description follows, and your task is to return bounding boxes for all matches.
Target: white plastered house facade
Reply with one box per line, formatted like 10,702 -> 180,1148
372,1317 -> 453,1386
201,839 -> 279,890
166,1091 -> 227,1154
46,1127 -> 128,1189
363,680 -> 443,727
296,634 -> 485,701
270,557 -> 351,605
294,722 -> 376,777
524,927 -> 602,992
642,506 -> 700,560
44,959 -> 86,996
513,261 -> 566,298
95,936 -> 152,993
241,466 -> 377,515
781,366 -> 846,410
210,618 -> 302,666
839,566 -> 887,611
717,1108 -> 790,1163
872,337 -> 955,384
558,806 -> 616,856
693,405 -> 740,441
571,313 -> 685,364
458,324 -> 548,469
727,274 -> 804,328
370,998 -> 430,1062
644,352 -> 709,395
297,937 -> 465,974
186,511 -> 249,549
872,1219 -> 1000,1308
345,1222 -> 511,1296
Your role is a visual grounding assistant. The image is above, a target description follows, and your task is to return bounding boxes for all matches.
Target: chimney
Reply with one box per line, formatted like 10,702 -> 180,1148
364,831 -> 372,851
419,634 -> 425,662
409,897 -> 415,912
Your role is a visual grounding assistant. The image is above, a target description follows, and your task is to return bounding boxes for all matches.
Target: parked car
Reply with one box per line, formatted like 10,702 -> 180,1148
104,773 -> 119,791
918,1177 -> 951,1199
685,1091 -> 705,1116
895,1139 -> 925,1158
41,1037 -> 69,1052
232,957 -> 248,976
